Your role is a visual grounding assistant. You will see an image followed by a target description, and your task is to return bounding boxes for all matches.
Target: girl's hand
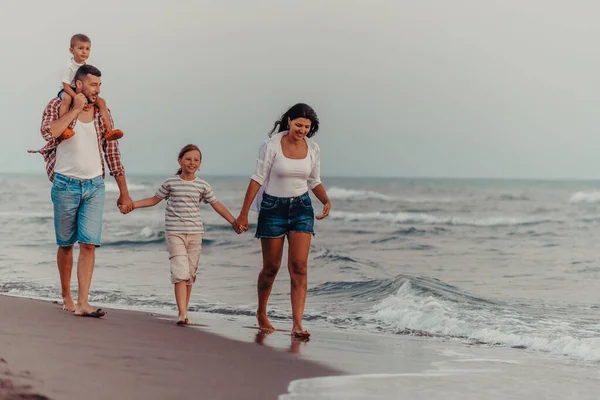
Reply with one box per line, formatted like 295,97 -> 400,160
118,203 -> 134,214
316,201 -> 331,220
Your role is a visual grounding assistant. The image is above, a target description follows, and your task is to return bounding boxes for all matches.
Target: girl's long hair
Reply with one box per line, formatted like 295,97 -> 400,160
269,103 -> 319,138
176,144 -> 202,175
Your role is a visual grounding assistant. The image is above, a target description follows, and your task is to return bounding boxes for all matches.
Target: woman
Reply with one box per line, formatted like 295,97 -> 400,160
236,103 -> 331,339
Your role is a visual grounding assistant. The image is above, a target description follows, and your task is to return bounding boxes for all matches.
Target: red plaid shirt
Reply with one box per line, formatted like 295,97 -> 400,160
28,97 -> 125,182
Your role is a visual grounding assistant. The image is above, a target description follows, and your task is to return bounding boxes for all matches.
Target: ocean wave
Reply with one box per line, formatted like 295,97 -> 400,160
486,193 -> 530,201
327,187 -> 395,202
569,191 -> 600,204
330,211 -> 555,227
104,227 -> 166,246
364,278 -> 600,361
105,181 -> 151,193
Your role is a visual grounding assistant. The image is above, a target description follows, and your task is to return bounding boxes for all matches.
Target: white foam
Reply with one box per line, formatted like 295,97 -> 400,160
364,281 -> 600,361
330,211 -> 552,227
327,187 -> 395,202
104,181 -> 150,193
569,191 -> 600,204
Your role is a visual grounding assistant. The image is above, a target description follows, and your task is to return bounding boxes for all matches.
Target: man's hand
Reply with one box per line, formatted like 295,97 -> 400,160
117,193 -> 134,214
73,93 -> 88,112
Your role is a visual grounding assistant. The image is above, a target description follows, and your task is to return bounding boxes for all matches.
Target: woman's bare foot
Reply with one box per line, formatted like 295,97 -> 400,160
291,327 -> 311,340
62,296 -> 75,312
257,312 -> 276,333
176,316 -> 189,326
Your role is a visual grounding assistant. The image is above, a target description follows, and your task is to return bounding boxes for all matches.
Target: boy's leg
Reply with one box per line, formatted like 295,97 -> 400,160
96,96 -> 123,141
58,94 -> 76,139
58,93 -> 71,117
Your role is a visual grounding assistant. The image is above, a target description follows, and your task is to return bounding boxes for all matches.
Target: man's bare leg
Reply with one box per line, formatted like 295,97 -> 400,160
257,237 -> 285,332
287,232 -> 312,339
57,245 -> 75,312
74,243 -> 98,315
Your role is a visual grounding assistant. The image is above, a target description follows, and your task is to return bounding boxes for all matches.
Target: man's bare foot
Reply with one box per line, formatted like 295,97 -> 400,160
257,312 -> 276,333
74,303 -> 105,318
291,327 -> 311,340
62,296 -> 75,312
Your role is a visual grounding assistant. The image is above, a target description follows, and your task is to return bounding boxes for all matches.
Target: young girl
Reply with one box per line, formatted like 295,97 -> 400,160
124,144 -> 239,325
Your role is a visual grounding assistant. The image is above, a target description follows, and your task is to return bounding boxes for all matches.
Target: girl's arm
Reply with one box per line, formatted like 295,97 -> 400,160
133,196 -> 162,210
211,201 -> 237,226
236,180 -> 262,230
311,184 -> 331,220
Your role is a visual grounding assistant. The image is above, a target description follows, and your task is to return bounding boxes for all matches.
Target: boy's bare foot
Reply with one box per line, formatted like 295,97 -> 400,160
104,129 -> 124,141
60,128 -> 75,140
62,296 -> 75,312
257,312 -> 276,333
291,327 -> 311,340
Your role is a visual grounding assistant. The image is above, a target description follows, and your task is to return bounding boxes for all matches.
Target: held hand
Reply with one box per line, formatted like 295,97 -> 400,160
117,193 -> 134,214
236,214 -> 249,233
73,93 -> 88,112
231,220 -> 244,234
316,201 -> 331,220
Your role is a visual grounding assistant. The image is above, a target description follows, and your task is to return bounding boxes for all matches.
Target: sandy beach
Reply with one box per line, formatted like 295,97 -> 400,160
0,295 -> 340,400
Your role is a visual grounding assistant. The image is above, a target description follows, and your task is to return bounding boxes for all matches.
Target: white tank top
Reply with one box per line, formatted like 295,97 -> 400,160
54,119 -> 102,179
264,142 -> 312,198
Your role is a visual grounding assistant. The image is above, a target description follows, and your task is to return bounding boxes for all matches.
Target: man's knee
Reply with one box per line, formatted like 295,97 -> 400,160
79,243 -> 96,253
57,245 -> 74,256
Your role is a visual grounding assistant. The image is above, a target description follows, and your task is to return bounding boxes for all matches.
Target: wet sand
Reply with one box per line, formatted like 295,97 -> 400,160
0,295 -> 341,400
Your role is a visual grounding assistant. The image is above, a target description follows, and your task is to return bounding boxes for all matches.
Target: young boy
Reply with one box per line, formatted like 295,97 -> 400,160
57,33 -> 123,141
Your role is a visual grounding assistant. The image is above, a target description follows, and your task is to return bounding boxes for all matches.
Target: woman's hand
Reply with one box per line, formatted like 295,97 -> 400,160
316,201 -> 331,220
236,214 -> 249,232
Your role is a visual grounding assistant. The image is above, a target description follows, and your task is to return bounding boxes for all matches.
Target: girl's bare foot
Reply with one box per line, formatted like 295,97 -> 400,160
257,312 -> 276,333
176,316 -> 188,326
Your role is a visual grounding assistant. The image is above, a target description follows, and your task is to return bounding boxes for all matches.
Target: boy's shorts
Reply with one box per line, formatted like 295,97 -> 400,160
166,233 -> 202,285
51,173 -> 105,247
57,86 -> 75,99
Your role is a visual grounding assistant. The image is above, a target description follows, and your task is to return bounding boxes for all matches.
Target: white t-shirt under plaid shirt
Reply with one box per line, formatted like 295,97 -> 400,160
155,176 -> 218,234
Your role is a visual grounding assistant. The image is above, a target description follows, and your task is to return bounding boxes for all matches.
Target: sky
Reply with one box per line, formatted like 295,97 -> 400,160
1,0 -> 600,179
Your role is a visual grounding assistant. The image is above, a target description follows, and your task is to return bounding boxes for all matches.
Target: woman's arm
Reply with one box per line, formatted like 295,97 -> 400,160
311,184 -> 331,220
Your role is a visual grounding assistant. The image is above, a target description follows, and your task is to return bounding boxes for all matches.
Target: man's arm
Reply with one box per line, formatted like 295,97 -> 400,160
41,94 -> 86,140
101,111 -> 132,211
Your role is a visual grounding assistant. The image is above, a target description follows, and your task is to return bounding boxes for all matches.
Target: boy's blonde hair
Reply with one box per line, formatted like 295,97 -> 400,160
70,33 -> 91,48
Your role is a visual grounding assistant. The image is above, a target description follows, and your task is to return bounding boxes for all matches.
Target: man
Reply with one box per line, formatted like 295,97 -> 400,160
29,64 -> 133,317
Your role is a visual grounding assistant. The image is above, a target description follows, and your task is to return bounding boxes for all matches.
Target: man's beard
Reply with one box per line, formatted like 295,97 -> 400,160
83,91 -> 98,104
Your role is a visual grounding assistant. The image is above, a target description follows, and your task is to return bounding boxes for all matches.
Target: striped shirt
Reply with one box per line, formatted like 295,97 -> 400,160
155,176 -> 218,234
28,97 -> 124,182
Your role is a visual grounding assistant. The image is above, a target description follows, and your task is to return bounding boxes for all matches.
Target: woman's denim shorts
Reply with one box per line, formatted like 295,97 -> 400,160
255,192 -> 315,238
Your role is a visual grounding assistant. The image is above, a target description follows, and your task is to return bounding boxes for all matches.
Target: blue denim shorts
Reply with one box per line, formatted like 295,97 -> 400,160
51,173 -> 105,247
255,192 -> 315,239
